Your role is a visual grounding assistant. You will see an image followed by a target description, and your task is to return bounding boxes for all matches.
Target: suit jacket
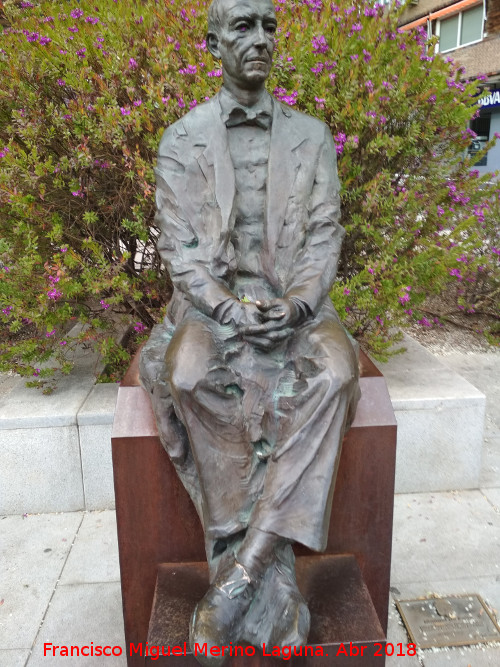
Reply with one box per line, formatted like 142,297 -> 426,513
154,91 -> 345,326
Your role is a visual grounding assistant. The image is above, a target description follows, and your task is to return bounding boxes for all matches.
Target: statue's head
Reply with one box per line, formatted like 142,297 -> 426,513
207,0 -> 276,92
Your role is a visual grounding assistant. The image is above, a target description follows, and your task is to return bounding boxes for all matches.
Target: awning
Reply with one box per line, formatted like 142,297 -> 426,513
430,0 -> 482,20
400,16 -> 428,31
400,0 -> 482,31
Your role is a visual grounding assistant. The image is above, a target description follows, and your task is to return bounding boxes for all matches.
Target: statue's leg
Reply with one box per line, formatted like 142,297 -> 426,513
236,318 -> 360,648
248,318 -> 360,552
166,316 -> 267,569
166,318 -> 298,661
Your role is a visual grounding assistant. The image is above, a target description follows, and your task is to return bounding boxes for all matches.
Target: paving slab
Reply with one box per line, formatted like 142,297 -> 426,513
386,601 -> 421,667
389,578 -> 500,625
59,511 -> 120,585
380,336 -> 485,410
77,384 -> 119,427
78,423 -> 116,510
420,644 -> 500,666
391,491 -> 500,585
0,425 -> 85,514
28,582 -> 126,666
389,579 -> 500,666
393,403 -> 484,493
437,351 -> 500,491
379,336 -> 486,493
481,435 -> 500,488
0,649 -> 31,667
482,487 -> 500,511
0,512 -> 82,650
0,373 -> 21,400
77,384 -> 118,509
0,372 -> 97,430
435,352 -> 500,409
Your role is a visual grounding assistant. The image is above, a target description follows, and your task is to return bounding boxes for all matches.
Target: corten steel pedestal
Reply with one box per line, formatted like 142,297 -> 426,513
112,351 -> 397,667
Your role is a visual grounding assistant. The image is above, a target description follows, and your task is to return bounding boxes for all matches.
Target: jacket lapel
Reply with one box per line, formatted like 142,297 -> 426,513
266,102 -> 304,260
199,95 -> 235,237
195,95 -> 305,257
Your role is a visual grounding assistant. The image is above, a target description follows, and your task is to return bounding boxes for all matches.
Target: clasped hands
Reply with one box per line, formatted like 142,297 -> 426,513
216,297 -> 305,350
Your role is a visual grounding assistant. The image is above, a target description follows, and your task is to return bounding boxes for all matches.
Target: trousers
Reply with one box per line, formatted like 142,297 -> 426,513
164,307 -> 359,555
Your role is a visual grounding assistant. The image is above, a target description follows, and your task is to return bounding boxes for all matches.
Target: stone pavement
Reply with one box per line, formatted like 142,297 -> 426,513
1,350 -> 499,667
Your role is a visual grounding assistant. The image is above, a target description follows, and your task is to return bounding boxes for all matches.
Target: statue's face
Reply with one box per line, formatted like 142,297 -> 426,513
209,0 -> 277,90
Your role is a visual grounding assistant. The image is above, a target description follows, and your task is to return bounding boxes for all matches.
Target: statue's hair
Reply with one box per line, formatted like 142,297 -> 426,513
207,0 -> 223,35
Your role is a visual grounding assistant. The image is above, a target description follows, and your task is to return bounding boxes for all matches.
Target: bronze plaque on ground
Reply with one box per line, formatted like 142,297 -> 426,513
396,595 -> 500,649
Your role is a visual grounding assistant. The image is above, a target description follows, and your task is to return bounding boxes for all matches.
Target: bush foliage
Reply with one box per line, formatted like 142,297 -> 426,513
0,0 -> 498,387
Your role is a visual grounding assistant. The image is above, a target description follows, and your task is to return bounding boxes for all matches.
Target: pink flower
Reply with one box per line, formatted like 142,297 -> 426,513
311,35 -> 328,55
48,289 -> 62,300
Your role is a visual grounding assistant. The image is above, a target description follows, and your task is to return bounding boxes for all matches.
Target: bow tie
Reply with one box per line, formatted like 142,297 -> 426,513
225,106 -> 272,130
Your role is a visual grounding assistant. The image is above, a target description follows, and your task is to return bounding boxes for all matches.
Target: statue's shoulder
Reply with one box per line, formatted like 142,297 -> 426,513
158,97 -> 218,153
274,100 -> 329,142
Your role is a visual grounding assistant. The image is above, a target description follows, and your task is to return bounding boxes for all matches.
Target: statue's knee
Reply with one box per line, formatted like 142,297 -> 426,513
170,364 -> 197,396
325,358 -> 357,395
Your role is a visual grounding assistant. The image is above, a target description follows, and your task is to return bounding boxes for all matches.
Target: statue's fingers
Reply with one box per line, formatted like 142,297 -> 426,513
267,328 -> 293,340
243,318 -> 289,335
243,335 -> 274,350
240,323 -> 271,336
255,299 -> 277,312
264,309 -> 286,320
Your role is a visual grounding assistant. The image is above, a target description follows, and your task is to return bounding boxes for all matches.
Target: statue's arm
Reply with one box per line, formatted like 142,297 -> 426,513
154,127 -> 257,327
284,125 -> 345,316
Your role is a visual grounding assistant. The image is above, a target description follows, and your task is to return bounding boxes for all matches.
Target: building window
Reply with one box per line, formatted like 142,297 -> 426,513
437,4 -> 484,53
468,114 -> 490,167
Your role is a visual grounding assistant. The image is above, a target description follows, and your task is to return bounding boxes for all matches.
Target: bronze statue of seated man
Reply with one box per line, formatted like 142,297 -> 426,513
140,0 -> 360,663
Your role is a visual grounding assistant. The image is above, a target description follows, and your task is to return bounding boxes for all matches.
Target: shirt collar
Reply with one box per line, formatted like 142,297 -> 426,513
219,86 -> 273,126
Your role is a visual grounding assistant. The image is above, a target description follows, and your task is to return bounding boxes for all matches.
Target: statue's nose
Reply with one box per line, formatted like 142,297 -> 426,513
253,24 -> 266,46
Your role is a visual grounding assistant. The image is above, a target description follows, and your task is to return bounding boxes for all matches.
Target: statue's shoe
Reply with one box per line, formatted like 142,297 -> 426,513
241,544 -> 310,650
189,559 -> 255,667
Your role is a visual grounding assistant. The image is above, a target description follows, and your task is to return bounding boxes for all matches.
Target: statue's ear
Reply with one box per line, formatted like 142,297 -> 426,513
207,32 -> 221,60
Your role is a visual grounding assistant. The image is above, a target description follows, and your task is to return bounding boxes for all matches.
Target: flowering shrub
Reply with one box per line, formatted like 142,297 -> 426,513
0,0 -> 498,387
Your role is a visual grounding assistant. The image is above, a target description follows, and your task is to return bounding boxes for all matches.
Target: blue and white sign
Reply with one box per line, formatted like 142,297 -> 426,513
479,90 -> 500,109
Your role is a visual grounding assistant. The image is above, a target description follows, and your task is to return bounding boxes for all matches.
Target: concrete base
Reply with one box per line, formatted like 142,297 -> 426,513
0,334 -> 489,513
379,335 -> 486,494
0,375 -> 118,514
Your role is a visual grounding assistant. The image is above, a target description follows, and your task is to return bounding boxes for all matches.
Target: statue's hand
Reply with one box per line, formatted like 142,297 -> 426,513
214,299 -> 262,329
243,327 -> 295,350
256,298 -> 303,329
239,298 -> 304,349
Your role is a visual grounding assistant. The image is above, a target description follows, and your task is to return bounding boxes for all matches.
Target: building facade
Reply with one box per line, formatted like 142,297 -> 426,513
400,0 -> 500,175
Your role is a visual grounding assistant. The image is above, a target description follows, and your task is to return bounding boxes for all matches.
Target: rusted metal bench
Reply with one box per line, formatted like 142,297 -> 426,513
112,351 -> 396,666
